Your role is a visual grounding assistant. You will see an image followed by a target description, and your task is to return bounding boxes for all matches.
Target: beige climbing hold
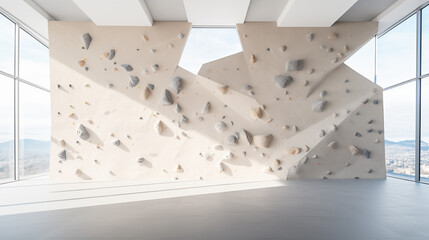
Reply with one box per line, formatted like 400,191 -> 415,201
327,141 -> 337,149
250,54 -> 256,63
243,34 -> 247,38
154,120 -> 163,135
266,118 -> 273,123
74,169 -> 82,176
273,159 -> 281,167
68,113 -> 75,118
327,32 -> 338,40
292,126 -> 298,132
142,34 -> 149,41
217,161 -> 225,171
253,134 -> 273,148
281,125 -> 289,131
343,45 -> 349,52
375,138 -> 380,143
84,83 -> 90,87
218,85 -> 228,95
142,87 -> 150,100
332,113 -> 338,118
286,147 -> 301,155
77,60 -> 85,67
264,166 -> 274,174
250,107 -> 263,119
102,52 -> 109,58
86,119 -> 93,124
349,145 -> 361,155
176,164 -> 184,173
59,139 -> 66,146
308,68 -> 314,74
304,80 -> 309,86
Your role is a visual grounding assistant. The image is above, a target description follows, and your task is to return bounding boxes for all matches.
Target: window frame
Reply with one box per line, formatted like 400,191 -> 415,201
0,9 -> 50,184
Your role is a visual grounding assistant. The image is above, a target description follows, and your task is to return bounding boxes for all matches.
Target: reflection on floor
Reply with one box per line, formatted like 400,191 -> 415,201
0,177 -> 428,240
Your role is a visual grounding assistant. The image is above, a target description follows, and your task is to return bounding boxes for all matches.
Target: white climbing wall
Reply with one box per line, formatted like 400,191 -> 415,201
49,21 -> 385,181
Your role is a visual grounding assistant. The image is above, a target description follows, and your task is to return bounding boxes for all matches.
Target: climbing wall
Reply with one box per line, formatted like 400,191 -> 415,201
49,21 -> 385,181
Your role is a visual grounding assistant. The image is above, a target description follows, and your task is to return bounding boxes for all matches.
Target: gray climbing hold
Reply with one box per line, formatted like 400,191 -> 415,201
327,48 -> 334,53
306,33 -> 314,42
147,84 -> 155,91
170,76 -> 183,94
354,132 -> 362,137
367,128 -> 373,133
201,102 -> 211,114
241,84 -> 252,91
121,64 -> 133,72
58,150 -> 66,160
320,90 -> 327,98
151,64 -> 159,72
129,75 -> 139,87
286,59 -> 303,72
226,135 -> 238,145
281,45 -> 287,52
214,121 -> 227,133
178,33 -> 184,39
174,103 -> 181,113
368,120 -> 374,124
378,130 -> 383,134
368,169 -> 373,173
161,89 -> 174,105
108,49 -> 115,60
82,33 -> 92,50
362,149 -> 371,159
181,115 -> 188,124
331,58 -> 338,64
108,83 -> 114,88
241,129 -> 253,145
319,130 -> 326,138
274,75 -> 293,88
362,98 -> 369,104
137,157 -> 145,164
373,99 -> 379,105
349,145 -> 361,155
312,100 -> 327,112
112,139 -> 120,146
76,124 -> 89,140
327,141 -> 337,149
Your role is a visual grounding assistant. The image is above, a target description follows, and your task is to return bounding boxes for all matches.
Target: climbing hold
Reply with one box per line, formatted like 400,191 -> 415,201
170,76 -> 183,94
217,161 -> 225,171
250,107 -> 263,119
121,64 -> 133,72
286,59 -> 303,72
266,118 -> 273,123
108,83 -> 114,88
82,33 -> 92,50
226,135 -> 238,145
327,32 -> 338,40
181,115 -> 188,124
214,145 -> 224,151
147,83 -> 155,91
174,103 -> 181,113
306,33 -> 314,42
77,60 -> 85,67
312,100 -> 327,112
327,141 -> 337,149
304,145 -> 309,152
223,151 -> 233,161
274,75 -> 293,88
142,87 -> 150,100
178,33 -> 184,39
319,130 -> 326,138
111,139 -> 120,146
354,132 -> 362,137
176,164 -> 184,173
107,49 -> 115,60
129,75 -> 139,87
362,98 -> 369,104
161,89 -> 174,105
214,121 -> 227,133
142,34 -> 149,41
154,120 -> 163,135
151,64 -> 159,72
331,58 -> 338,64
304,80 -> 309,86
273,159 -> 282,167
349,145 -> 361,155
286,147 -> 301,155
218,85 -> 228,95
76,124 -> 89,140
373,99 -> 379,105
362,149 -> 371,159
343,45 -> 349,52
320,90 -> 327,98
281,45 -> 287,52
292,126 -> 298,132
265,167 -> 274,174
241,84 -> 252,91
327,48 -> 334,53
331,124 -> 337,132
58,150 -> 66,160
201,102 -> 211,114
254,134 -> 273,148
137,157 -> 145,164
250,54 -> 256,63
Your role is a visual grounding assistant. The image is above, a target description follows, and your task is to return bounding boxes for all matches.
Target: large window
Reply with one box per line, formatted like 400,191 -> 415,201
422,7 -> 429,76
0,12 -> 50,182
345,37 -> 375,81
421,78 -> 429,182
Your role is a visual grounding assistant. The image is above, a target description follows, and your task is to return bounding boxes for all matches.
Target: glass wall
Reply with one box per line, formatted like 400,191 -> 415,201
0,12 -> 50,182
345,37 -> 375,81
421,78 -> 429,182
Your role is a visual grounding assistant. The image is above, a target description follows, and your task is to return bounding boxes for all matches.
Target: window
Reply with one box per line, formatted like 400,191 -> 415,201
377,14 -> 416,88
345,37 -> 375,81
19,82 -> 51,178
179,28 -> 242,74
20,29 -> 50,89
0,9 -> 50,182
0,75 -> 15,181
0,13 -> 15,75
422,6 -> 429,76
383,81 -> 416,179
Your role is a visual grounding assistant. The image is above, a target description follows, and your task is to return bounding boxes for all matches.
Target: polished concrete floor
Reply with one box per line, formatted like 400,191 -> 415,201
0,177 -> 428,240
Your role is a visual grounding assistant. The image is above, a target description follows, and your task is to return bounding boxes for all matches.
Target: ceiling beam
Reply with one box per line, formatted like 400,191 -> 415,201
72,0 -> 153,26
277,0 -> 358,27
183,0 -> 250,26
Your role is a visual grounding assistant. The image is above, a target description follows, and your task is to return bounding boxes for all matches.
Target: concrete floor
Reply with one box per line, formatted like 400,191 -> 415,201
0,177 -> 428,240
